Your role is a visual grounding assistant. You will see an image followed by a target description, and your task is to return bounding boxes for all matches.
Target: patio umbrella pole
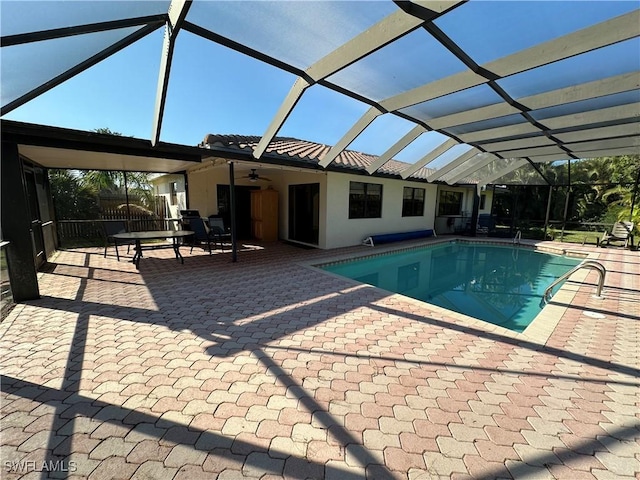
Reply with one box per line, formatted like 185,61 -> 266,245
229,161 -> 237,263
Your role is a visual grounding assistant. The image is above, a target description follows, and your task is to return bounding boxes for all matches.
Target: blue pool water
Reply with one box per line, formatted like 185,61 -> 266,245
322,242 -> 581,332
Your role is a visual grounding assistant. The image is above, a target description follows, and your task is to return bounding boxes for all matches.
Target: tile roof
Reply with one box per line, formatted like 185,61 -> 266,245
201,134 -> 435,180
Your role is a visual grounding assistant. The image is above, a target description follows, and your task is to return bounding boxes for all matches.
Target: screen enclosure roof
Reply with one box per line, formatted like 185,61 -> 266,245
1,1 -> 638,185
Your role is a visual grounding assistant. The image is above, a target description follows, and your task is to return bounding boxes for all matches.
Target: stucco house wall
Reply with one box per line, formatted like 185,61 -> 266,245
150,129 -> 500,249
150,173 -> 187,220
153,165 -> 440,250
479,188 -> 493,215
324,172 -> 438,249
186,168 -> 218,217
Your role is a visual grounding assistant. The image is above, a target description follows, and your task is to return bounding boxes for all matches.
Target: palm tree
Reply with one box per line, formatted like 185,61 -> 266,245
78,128 -> 154,207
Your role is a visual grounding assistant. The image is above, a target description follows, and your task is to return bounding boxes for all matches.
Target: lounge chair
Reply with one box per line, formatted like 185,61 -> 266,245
599,221 -> 634,248
103,220 -> 132,260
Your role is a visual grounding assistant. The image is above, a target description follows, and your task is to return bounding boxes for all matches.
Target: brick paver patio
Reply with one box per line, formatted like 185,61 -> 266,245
1,238 -> 638,479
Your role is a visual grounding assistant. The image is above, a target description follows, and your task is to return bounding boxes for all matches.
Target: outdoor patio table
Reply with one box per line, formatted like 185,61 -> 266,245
112,230 -> 194,268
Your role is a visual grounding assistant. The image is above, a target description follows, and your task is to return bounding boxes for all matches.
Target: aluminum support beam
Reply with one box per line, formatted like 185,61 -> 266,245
459,123 -> 541,144
305,10 -> 425,82
461,103 -> 639,147
253,78 -> 310,159
381,70 -> 486,112
495,145 -> 566,158
428,103 -> 520,130
541,103 -> 640,131
427,148 -> 479,182
444,154 -> 497,185
527,153 -> 579,163
482,136 -> 554,153
151,0 -> 191,146
1,15 -> 167,47
366,125 -> 426,174
568,136 -> 640,152
564,147 -> 640,158
379,11 -> 638,114
477,159 -> 528,188
319,107 -> 384,167
400,138 -> 458,179
377,9 -> 639,176
404,1 -> 466,15
255,9 -> 426,160
555,123 -> 640,144
520,72 -> 639,111
485,10 -> 639,78
427,72 -> 639,131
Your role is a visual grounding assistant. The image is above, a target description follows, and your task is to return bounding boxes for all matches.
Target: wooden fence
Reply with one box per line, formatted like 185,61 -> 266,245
56,195 -> 180,246
57,218 -> 181,242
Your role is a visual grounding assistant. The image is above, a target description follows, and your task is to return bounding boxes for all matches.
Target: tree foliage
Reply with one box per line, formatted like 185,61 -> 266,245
49,127 -> 157,218
49,169 -> 100,220
72,127 -> 154,206
495,155 -> 639,225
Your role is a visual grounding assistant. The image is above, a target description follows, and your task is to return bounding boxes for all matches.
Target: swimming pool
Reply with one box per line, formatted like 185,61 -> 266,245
321,242 -> 582,332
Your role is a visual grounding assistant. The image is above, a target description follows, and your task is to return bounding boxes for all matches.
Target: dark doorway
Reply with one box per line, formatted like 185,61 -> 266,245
217,185 -> 259,240
289,183 -> 320,245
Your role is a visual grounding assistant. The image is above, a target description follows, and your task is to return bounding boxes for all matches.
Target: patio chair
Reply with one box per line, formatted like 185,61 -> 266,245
187,217 -> 217,255
179,210 -> 201,231
599,221 -> 634,249
103,220 -> 132,260
208,216 -> 232,252
476,214 -> 494,235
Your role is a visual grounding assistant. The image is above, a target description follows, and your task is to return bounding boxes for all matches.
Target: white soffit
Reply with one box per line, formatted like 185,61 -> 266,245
18,145 -> 201,173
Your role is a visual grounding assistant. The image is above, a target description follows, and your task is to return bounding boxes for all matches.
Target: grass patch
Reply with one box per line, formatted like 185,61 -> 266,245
549,229 -> 605,245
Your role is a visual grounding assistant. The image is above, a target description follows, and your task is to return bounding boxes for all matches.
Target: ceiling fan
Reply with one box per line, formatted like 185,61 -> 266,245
243,168 -> 272,182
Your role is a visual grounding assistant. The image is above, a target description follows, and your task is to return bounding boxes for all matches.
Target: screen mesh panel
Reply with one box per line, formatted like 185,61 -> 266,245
278,85 -> 370,147
490,163 -> 550,186
326,29 -> 466,102
497,39 -> 640,99
399,84 -> 505,123
186,1 -> 396,70
0,1 -> 169,36
434,1 -> 637,64
1,26 -> 144,108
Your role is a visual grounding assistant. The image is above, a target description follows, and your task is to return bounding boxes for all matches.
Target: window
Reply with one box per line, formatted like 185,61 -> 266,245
480,193 -> 486,210
438,190 -> 463,216
402,187 -> 425,217
170,181 -> 178,205
349,181 -> 382,219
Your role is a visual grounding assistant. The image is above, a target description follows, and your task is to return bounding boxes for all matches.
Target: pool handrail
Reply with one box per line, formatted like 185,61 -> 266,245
513,230 -> 522,245
542,260 -> 606,304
